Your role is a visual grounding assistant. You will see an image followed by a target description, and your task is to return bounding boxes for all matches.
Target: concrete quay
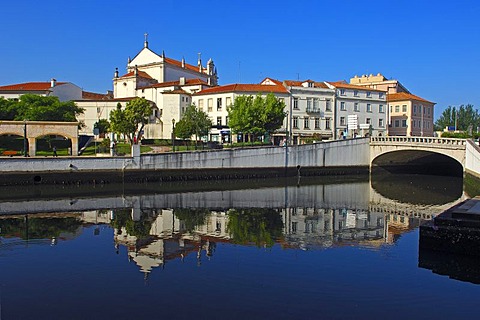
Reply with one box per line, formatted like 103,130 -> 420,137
420,197 -> 480,256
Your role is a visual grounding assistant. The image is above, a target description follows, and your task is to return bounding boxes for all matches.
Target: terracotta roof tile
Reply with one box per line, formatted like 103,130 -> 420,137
140,78 -> 208,89
284,80 -> 329,89
82,91 -> 113,100
163,89 -> 190,95
119,70 -> 153,79
388,92 -> 435,104
164,57 -> 201,73
0,82 -> 67,91
195,83 -> 289,95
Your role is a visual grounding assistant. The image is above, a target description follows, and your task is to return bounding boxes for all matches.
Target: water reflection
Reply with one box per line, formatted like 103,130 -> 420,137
0,174 -> 467,278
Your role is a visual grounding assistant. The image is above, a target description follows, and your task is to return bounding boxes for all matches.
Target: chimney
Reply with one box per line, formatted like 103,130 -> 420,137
50,78 -> 56,87
114,67 -> 119,78
179,77 -> 186,85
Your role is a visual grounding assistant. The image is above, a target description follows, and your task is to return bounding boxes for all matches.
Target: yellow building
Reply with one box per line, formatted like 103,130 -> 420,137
388,92 -> 435,136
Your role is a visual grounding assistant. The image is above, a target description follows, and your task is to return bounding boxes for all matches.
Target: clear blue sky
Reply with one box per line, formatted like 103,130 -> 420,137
1,0 -> 478,119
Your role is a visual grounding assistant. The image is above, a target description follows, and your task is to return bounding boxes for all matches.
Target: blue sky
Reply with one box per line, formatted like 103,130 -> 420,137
1,0 -> 479,119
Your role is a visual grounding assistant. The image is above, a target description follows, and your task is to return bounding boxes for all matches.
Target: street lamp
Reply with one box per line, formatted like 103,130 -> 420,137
172,118 -> 176,152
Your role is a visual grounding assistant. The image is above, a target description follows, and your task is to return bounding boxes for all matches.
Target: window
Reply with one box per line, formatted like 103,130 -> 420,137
217,98 -> 222,111
185,97 -> 189,103
395,105 -> 400,112
402,105 -> 407,112
326,99 -> 331,111
314,117 -> 320,129
340,117 -> 346,126
379,118 -> 384,127
293,116 -> 299,129
379,92 -> 384,99
340,101 -> 346,111
340,89 -> 346,96
207,98 -> 213,112
413,105 -> 417,113
390,105 -> 392,113
326,118 -> 331,129
217,117 -> 222,126
293,98 -> 299,109
354,103 -> 359,112
313,98 -> 319,110
394,120 -> 400,127
366,91 -> 371,98
226,97 -> 231,107
304,117 -> 310,129
354,90 -> 359,97
379,104 -> 384,113
412,120 -> 416,127
366,118 -> 371,124
307,98 -> 312,110
198,99 -> 204,111
96,107 -> 101,114
367,104 -> 372,112
402,119 -> 407,127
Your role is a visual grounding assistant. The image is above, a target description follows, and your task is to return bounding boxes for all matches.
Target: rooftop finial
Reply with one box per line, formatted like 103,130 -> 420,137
197,52 -> 202,66
144,32 -> 149,48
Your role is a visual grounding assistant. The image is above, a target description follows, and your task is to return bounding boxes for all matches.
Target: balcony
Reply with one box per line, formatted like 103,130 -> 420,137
306,107 -> 323,114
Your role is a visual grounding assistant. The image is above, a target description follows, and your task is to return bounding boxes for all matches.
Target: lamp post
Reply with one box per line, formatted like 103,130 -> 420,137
172,118 -> 176,152
23,120 -> 28,157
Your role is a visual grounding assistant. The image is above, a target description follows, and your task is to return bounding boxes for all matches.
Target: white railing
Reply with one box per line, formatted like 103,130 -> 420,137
370,136 -> 467,147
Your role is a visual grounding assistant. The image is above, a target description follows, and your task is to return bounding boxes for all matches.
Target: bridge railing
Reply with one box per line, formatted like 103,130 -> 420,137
370,136 -> 466,147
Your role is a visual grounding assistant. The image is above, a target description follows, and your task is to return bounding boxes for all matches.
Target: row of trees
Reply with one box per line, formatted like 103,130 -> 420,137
435,104 -> 479,133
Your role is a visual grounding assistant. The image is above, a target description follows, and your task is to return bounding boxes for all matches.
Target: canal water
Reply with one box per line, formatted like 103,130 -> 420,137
0,174 -> 478,319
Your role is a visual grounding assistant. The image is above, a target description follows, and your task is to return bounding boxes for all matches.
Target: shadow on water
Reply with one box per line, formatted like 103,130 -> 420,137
371,173 -> 463,205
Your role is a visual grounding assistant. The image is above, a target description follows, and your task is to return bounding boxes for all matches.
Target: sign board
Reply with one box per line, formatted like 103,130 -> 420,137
359,124 -> 370,129
347,115 -> 358,130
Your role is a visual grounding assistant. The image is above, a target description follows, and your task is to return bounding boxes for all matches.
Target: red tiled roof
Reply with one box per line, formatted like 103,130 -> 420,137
388,92 -> 435,104
195,83 -> 289,95
164,57 -> 202,73
260,77 -> 283,85
82,91 -> 113,100
284,80 -> 329,89
140,78 -> 208,89
119,70 -> 153,79
0,82 -> 67,91
327,81 -> 386,92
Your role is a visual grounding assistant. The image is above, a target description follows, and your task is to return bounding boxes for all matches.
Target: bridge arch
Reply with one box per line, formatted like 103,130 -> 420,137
370,136 -> 466,177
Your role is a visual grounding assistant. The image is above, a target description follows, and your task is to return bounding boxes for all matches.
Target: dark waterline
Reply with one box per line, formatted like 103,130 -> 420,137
0,174 -> 478,319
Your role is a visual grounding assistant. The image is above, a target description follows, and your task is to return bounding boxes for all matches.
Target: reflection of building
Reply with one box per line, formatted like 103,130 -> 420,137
281,207 -> 386,249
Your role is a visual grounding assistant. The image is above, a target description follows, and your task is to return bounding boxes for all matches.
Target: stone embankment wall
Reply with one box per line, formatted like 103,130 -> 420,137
0,138 -> 370,185
465,139 -> 480,178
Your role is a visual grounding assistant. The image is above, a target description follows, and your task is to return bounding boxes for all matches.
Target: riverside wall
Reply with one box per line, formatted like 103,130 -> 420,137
0,138 -> 370,185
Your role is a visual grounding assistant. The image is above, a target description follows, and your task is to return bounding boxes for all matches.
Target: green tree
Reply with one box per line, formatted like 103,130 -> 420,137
109,98 -> 152,143
435,104 -> 480,132
15,94 -> 84,122
228,93 -> 286,141
0,97 -> 18,120
175,105 -> 213,148
94,119 -> 110,135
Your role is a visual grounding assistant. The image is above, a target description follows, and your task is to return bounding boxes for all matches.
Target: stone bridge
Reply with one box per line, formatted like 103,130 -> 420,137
369,136 -> 475,176
0,121 -> 79,156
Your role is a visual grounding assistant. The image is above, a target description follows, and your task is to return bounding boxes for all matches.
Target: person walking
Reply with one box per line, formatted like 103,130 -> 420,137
52,145 -> 58,157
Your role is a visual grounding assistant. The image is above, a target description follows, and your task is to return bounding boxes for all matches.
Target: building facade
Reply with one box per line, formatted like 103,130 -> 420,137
325,81 -> 387,139
283,80 -> 336,144
0,79 -> 82,101
387,92 -> 435,136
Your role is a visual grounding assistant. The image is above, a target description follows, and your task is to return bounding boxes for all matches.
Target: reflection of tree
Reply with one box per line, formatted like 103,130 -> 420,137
174,208 -> 210,232
226,208 -> 283,247
0,217 -> 82,239
110,209 -> 152,238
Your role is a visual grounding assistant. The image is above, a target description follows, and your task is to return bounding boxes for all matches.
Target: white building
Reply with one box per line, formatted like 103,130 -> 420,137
192,78 -> 290,143
282,80 -> 336,144
0,79 -> 82,101
325,81 -> 387,139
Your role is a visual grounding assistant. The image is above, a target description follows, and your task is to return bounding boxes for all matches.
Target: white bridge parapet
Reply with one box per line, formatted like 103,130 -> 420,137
370,136 -> 466,149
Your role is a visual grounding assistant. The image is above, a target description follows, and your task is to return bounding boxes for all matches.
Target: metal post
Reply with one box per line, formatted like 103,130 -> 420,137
23,120 -> 28,157
172,118 -> 176,152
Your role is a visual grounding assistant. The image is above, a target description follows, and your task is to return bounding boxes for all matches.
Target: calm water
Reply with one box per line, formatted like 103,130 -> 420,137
0,175 -> 478,319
